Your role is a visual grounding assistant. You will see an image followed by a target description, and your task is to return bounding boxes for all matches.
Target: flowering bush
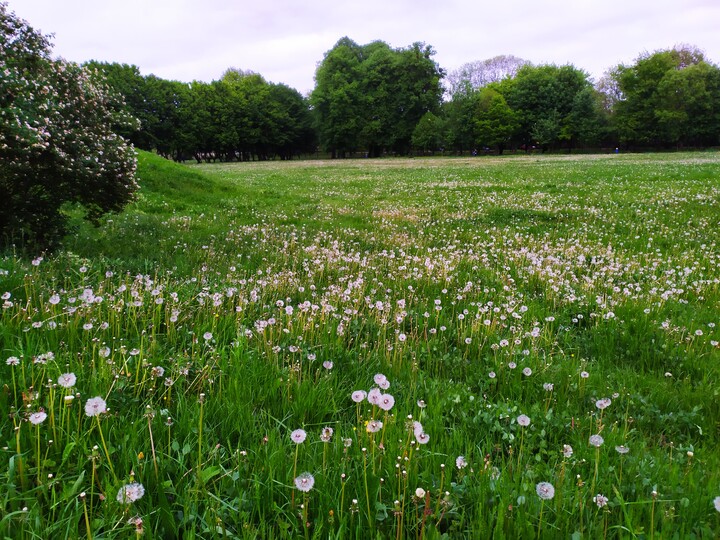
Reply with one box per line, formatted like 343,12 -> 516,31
0,2 -> 138,249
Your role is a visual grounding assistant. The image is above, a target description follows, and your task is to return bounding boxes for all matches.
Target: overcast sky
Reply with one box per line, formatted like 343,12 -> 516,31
7,0 -> 720,94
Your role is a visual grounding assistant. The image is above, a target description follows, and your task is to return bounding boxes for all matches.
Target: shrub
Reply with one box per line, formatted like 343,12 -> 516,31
0,2 -> 138,250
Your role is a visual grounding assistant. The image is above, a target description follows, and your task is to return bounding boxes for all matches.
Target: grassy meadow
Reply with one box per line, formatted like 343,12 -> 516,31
2,151 -> 720,538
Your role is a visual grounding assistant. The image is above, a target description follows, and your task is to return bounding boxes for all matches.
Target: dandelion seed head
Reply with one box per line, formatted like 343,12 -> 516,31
294,472 -> 315,492
320,426 -> 334,442
595,398 -> 612,410
85,396 -> 107,417
29,411 -> 47,425
58,373 -> 77,388
594,494 -> 608,508
589,434 -> 604,447
116,482 -> 145,503
536,482 -> 555,500
378,393 -> 395,411
366,420 -> 383,433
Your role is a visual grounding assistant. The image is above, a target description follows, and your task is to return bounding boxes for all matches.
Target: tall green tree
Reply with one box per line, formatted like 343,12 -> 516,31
411,111 -> 445,154
473,87 -> 518,154
312,37 -> 444,157
504,64 -> 601,151
311,37 -> 365,157
610,46 -> 720,147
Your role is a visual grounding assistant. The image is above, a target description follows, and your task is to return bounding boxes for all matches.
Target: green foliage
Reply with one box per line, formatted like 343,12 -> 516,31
473,87 -> 518,153
312,37 -> 444,157
89,64 -> 316,162
610,46 -> 720,147
411,111 -> 444,153
505,63 -> 604,150
0,3 -> 138,250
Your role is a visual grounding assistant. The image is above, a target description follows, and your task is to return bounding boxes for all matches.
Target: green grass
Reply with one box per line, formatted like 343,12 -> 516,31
2,150 -> 720,538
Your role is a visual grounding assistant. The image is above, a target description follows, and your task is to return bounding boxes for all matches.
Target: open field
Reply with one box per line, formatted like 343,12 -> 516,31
2,151 -> 720,538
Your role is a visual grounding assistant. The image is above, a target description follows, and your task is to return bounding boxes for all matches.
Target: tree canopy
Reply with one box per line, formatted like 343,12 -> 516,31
311,38 -> 444,157
0,3 -> 138,249
609,45 -> 720,148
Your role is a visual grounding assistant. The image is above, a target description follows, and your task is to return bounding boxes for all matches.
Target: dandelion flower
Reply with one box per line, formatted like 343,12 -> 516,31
373,373 -> 387,386
29,411 -> 47,425
6,356 -> 20,366
517,414 -> 531,427
589,434 -> 604,447
536,482 -> 555,500
522,367 -> 532,376
290,428 -> 307,444
563,444 -> 573,458
322,360 -> 333,370
85,396 -> 107,417
294,472 -> 315,492
456,456 -> 468,469
615,445 -> 629,454
714,496 -> 720,513
351,390 -> 367,403
415,431 -> 430,444
203,332 -> 213,341
412,421 -> 424,437
57,373 -> 77,388
543,382 -> 554,391
415,487 -> 426,498
117,482 -> 145,503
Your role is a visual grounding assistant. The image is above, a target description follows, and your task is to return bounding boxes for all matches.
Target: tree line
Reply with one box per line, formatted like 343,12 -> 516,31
86,63 -> 316,162
92,39 -> 720,160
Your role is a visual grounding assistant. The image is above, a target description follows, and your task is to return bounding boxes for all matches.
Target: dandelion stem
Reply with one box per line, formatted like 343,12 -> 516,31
197,395 -> 205,482
362,449 -> 373,527
96,416 -> 116,482
591,446 -> 599,496
35,424 -> 42,483
537,500 -> 544,540
148,415 -> 159,481
82,494 -> 93,540
292,443 -> 299,510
